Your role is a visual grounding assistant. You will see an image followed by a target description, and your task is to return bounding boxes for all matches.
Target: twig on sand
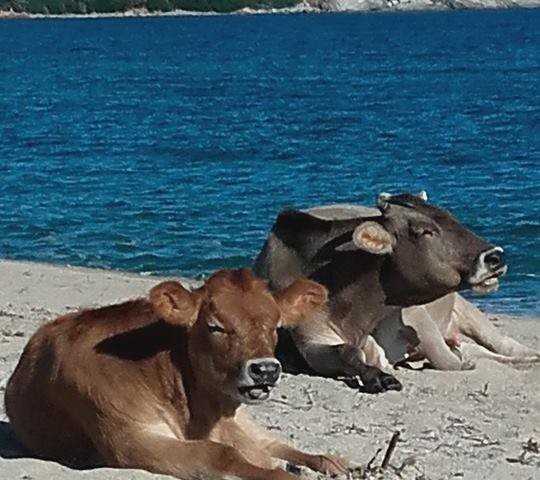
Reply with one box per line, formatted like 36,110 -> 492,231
364,430 -> 401,473
381,431 -> 401,469
366,447 -> 382,470
481,382 -> 489,396
506,438 -> 539,465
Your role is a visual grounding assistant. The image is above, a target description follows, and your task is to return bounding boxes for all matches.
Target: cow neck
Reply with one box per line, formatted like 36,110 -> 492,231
312,251 -> 389,337
170,342 -> 240,439
379,260 -> 412,306
378,259 -> 450,307
184,384 -> 241,438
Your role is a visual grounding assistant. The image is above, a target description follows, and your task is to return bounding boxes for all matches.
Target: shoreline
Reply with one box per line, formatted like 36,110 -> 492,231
1,2 -> 540,20
0,258 -> 539,479
0,257 -> 536,318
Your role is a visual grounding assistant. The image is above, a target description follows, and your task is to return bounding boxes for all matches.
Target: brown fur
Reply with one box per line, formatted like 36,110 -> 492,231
254,195 -> 507,392
5,268 -> 349,480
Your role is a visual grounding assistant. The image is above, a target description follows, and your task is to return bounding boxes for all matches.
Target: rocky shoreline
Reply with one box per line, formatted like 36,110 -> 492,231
1,0 -> 540,20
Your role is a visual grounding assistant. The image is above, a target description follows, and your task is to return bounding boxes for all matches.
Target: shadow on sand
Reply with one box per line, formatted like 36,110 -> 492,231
0,420 -> 27,459
0,420 -> 103,470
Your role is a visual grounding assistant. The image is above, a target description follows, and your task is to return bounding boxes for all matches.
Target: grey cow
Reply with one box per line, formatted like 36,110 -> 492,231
253,192 -> 518,393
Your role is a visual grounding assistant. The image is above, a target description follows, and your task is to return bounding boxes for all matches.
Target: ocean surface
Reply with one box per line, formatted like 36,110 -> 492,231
0,10 -> 538,315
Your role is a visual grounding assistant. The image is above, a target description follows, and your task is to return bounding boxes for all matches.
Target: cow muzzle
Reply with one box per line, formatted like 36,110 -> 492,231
236,358 -> 282,404
468,247 -> 507,293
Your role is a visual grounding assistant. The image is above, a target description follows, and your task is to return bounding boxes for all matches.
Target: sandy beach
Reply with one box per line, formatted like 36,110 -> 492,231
0,259 -> 538,479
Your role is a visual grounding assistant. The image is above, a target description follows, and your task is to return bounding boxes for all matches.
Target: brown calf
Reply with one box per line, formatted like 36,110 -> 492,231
5,268 -> 349,480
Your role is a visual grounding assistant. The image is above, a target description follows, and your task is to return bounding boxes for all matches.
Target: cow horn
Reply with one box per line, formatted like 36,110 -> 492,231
377,192 -> 392,212
418,190 -> 428,201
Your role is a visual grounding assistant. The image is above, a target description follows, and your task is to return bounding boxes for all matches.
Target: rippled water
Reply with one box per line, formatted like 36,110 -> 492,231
0,10 -> 539,314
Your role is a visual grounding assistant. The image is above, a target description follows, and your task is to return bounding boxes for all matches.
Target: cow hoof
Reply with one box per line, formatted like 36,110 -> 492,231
341,374 -> 402,394
359,374 -> 402,394
381,373 -> 402,391
359,377 -> 385,394
312,453 -> 350,475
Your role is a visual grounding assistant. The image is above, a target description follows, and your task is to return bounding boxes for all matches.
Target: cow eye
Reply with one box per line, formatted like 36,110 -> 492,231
207,323 -> 226,334
411,224 -> 436,238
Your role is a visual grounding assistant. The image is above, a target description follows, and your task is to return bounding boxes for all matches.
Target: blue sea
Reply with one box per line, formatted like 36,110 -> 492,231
0,10 -> 538,315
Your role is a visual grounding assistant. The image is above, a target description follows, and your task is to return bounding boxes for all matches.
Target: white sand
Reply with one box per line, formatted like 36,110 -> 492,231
0,259 -> 538,479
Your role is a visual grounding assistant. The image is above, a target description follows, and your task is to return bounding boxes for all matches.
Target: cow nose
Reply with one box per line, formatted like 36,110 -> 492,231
247,358 -> 281,385
482,247 -> 506,272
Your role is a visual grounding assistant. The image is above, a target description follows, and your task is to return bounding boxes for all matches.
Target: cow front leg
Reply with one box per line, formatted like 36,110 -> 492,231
96,432 -> 296,480
269,442 -> 350,476
339,344 -> 402,393
232,410 -> 350,476
299,341 -> 401,393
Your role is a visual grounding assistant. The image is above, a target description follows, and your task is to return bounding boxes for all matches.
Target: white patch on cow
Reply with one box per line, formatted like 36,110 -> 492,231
304,204 -> 378,220
145,421 -> 178,439
234,358 -> 281,405
468,247 -> 507,293
362,335 -> 392,372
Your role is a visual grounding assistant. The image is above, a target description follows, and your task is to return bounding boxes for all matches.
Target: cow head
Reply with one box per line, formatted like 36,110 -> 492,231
150,269 -> 327,404
331,192 -> 507,305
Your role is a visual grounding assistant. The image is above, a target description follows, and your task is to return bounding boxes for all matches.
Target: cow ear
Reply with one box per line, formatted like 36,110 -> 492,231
351,221 -> 395,255
150,281 -> 203,327
274,278 -> 328,328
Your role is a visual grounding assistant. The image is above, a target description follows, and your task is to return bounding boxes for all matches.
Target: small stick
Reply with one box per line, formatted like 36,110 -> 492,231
381,431 -> 401,469
366,448 -> 382,470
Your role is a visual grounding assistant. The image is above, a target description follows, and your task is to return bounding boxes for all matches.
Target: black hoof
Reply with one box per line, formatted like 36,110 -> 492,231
381,373 -> 402,391
358,377 -> 386,394
340,376 -> 362,389
356,374 -> 402,394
